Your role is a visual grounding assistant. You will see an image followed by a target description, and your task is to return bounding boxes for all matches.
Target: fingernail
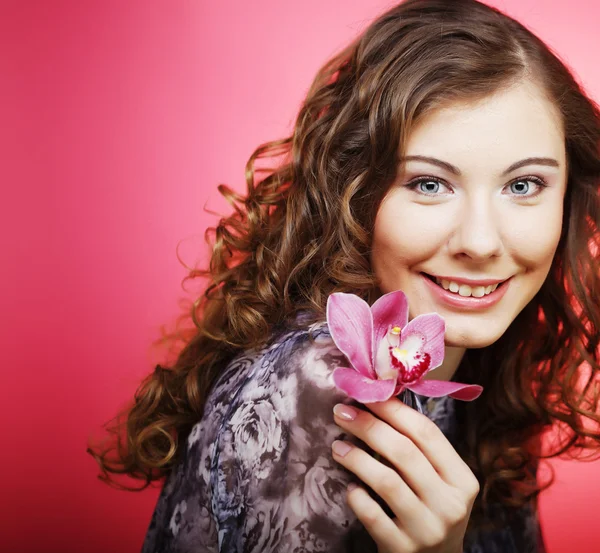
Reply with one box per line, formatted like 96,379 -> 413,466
347,482 -> 358,492
333,404 -> 358,421
332,440 -> 353,457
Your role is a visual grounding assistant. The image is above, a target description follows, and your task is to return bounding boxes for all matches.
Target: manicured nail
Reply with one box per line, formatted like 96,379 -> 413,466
332,440 -> 353,457
333,404 -> 358,421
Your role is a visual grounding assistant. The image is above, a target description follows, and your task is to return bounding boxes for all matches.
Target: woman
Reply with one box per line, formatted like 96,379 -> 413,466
89,0 -> 600,551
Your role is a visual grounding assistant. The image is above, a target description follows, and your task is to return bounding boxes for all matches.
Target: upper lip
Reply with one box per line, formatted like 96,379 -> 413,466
425,273 -> 510,286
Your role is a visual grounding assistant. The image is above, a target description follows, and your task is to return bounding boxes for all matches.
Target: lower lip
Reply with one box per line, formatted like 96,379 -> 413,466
421,273 -> 510,309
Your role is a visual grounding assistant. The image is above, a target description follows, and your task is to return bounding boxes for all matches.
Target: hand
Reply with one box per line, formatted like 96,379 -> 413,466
331,398 -> 479,553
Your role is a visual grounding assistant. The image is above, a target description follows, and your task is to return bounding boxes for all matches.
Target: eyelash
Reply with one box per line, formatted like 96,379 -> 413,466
405,175 -> 548,198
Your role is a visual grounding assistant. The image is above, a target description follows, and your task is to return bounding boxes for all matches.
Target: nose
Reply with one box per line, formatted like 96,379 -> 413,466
447,195 -> 504,261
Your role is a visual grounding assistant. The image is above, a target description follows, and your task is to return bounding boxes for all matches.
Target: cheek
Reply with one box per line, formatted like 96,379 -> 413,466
372,196 -> 453,263
504,205 -> 564,269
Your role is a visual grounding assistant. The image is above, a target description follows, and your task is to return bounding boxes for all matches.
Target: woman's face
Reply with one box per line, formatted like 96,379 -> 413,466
371,81 -> 568,348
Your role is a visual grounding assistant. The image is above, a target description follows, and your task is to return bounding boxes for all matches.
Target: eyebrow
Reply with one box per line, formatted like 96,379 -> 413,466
400,155 -> 560,176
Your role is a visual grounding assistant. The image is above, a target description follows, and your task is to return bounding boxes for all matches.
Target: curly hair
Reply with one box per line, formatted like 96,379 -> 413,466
89,0 -> 600,531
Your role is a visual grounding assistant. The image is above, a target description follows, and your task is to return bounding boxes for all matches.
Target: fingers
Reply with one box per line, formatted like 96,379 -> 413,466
333,403 -> 446,503
331,438 -> 431,532
364,398 -> 478,491
344,484 -> 414,553
332,400 -> 479,552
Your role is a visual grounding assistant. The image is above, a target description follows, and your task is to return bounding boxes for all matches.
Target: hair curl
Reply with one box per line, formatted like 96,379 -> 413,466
89,0 -> 600,531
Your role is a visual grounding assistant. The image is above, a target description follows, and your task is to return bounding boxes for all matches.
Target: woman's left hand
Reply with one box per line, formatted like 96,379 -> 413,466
331,398 -> 479,553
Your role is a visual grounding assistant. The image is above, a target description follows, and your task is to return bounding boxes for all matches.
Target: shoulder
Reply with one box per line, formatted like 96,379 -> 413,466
186,320 -> 348,457
207,320 -> 348,419
142,322 -> 367,553
209,320 -> 352,469
208,322 -> 367,551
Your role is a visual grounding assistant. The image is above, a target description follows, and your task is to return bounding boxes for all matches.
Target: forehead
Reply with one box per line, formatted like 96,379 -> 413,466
403,82 -> 566,169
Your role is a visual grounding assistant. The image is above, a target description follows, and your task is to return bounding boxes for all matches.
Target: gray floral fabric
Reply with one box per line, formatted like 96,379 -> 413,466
141,322 -> 545,552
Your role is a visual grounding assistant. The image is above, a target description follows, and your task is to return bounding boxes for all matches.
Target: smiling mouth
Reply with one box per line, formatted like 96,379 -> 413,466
421,273 -> 508,298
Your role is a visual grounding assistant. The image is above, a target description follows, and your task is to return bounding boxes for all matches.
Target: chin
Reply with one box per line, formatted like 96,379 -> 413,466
444,327 -> 505,349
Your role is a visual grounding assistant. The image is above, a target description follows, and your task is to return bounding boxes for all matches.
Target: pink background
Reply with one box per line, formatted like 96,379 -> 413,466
2,1 -> 599,551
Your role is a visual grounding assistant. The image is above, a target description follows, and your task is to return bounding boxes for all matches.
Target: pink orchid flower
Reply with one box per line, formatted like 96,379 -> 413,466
326,290 -> 483,403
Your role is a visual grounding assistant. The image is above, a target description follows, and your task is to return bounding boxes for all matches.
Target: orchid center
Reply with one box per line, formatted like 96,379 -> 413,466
392,347 -> 409,360
387,333 -> 432,384
386,325 -> 403,349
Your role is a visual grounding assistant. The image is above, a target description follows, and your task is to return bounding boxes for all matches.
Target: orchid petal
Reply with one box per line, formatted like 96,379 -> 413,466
332,367 -> 396,403
327,293 -> 375,378
371,291 -> 409,355
402,314 -> 445,370
407,379 -> 483,401
373,338 -> 397,381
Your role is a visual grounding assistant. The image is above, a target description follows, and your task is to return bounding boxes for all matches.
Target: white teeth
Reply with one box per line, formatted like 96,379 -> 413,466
471,286 -> 486,298
433,277 -> 502,297
458,284 -> 472,296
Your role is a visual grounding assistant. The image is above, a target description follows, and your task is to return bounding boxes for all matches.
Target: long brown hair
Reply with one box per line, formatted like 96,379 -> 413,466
89,0 -> 600,526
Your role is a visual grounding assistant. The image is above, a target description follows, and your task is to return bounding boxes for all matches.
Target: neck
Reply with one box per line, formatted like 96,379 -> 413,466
424,346 -> 466,381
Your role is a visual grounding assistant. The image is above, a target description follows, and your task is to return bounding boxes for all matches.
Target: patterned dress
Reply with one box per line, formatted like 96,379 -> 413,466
141,322 -> 546,552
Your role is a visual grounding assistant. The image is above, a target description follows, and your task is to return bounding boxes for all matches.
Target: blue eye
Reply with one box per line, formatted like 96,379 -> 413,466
406,177 -> 448,195
406,175 -> 548,198
506,176 -> 548,198
418,180 -> 441,194
510,180 -> 530,195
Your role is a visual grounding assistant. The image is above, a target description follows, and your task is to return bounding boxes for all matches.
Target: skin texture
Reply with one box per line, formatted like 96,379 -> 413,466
335,82 -> 568,552
372,81 -> 567,380
333,399 -> 478,553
